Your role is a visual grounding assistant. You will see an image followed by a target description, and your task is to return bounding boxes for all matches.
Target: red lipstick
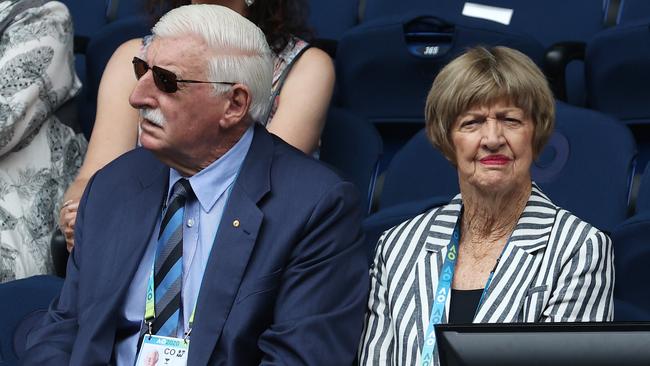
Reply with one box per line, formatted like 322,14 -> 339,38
479,154 -> 511,165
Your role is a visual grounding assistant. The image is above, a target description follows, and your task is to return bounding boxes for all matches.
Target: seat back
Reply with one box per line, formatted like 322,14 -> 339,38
309,0 -> 359,40
380,129 -> 457,209
320,108 -> 383,214
533,102 -> 636,232
106,0 -> 149,21
586,19 -> 650,124
335,13 -> 545,126
635,162 -> 650,213
80,15 -> 151,137
617,0 -> 650,24
364,0 -> 609,106
60,0 -> 111,39
365,0 -> 608,47
611,213 -> 650,320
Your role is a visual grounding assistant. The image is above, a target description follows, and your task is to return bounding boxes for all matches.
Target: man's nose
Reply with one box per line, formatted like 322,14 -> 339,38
129,70 -> 158,110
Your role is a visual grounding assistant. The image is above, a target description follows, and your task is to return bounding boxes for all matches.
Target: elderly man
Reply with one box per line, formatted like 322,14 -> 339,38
21,5 -> 367,365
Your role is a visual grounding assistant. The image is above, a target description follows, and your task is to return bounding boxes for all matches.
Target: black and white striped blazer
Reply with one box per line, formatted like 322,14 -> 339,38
359,184 -> 614,365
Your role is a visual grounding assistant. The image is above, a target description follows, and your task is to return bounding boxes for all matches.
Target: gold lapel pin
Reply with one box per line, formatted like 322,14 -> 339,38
232,219 -> 240,228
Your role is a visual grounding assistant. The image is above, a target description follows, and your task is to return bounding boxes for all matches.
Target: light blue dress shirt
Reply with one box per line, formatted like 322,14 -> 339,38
114,126 -> 254,365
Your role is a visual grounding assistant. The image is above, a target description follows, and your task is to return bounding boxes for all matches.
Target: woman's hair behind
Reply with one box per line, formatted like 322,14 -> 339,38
146,0 -> 311,53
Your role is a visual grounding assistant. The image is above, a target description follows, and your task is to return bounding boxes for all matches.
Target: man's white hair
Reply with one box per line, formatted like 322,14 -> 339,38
153,4 -> 273,122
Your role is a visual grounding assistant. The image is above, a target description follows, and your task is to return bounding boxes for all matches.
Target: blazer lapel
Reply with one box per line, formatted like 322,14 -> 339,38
80,150 -> 168,363
413,197 -> 462,353
108,157 -> 168,295
188,125 -> 273,365
474,185 -> 558,323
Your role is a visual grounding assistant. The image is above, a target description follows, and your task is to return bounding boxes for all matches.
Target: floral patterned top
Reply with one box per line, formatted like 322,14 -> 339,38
0,0 -> 87,282
264,35 -> 310,124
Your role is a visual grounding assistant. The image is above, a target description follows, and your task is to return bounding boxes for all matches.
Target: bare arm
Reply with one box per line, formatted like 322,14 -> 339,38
59,38 -> 142,250
266,47 -> 334,155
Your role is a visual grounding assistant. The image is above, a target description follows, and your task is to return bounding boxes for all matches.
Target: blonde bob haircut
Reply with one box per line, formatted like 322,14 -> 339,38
425,46 -> 555,164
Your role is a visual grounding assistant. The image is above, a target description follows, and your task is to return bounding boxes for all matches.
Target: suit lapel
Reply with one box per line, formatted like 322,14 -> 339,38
188,125 -> 273,365
108,157 -> 168,295
413,197 -> 462,353
474,185 -> 558,323
80,150 -> 168,363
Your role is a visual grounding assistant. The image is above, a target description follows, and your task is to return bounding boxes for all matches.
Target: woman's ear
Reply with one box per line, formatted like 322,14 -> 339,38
220,84 -> 252,128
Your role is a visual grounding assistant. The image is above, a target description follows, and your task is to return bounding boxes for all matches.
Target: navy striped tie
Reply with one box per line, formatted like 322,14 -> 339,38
152,178 -> 194,336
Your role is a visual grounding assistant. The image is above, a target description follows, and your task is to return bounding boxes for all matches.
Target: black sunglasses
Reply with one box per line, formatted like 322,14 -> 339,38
132,57 -> 236,93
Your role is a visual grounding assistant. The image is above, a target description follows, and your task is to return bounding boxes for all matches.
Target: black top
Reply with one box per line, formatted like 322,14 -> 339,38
449,289 -> 483,324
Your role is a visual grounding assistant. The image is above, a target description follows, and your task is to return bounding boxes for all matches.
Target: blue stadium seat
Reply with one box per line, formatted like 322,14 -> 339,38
309,0 -> 359,40
59,0 -> 111,39
585,19 -> 650,125
585,18 -> 650,124
611,212 -> 650,320
336,13 -> 544,126
0,276 -> 64,364
320,108 -> 383,214
379,129 -> 456,209
363,0 -> 610,106
364,0 -> 608,47
106,0 -> 149,21
80,15 -> 151,138
616,0 -> 650,24
535,102 -> 635,233
635,162 -> 650,214
585,18 -> 650,171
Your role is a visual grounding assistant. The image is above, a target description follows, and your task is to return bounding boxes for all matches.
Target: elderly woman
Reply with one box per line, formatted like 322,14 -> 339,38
358,46 -> 614,365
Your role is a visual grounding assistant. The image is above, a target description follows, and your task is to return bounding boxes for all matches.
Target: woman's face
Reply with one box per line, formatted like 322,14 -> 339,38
451,101 -> 534,194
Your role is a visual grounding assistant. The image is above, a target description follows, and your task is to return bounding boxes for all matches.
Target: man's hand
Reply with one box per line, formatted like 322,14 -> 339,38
58,200 -> 79,252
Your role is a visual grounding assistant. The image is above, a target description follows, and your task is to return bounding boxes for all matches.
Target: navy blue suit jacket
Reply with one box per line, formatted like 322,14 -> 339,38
23,126 -> 368,365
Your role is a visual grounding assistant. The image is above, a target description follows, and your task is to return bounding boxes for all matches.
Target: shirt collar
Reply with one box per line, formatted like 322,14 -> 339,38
168,125 -> 254,212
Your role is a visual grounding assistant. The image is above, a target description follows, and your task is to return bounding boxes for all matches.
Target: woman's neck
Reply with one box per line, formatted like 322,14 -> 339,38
459,180 -> 531,242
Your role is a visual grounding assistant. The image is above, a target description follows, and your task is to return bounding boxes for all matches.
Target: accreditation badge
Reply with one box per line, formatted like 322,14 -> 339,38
135,335 -> 189,366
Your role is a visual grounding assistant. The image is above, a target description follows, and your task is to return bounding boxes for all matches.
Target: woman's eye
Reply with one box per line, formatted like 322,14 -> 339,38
461,119 -> 479,128
504,117 -> 522,124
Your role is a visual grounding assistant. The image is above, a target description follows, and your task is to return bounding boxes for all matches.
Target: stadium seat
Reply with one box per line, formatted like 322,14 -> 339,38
59,0 -> 111,39
379,129 -> 457,209
611,212 -> 650,320
584,18 -> 650,171
585,18 -> 650,125
320,108 -> 383,214
336,13 -> 544,126
308,0 -> 359,41
616,0 -> 650,24
635,162 -> 650,214
106,0 -> 149,21
534,102 -> 635,233
363,0 -> 610,105
0,276 -> 64,364
80,15 -> 151,138
364,0 -> 609,47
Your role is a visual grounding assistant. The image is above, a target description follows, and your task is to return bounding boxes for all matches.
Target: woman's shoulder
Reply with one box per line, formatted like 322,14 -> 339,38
273,36 -> 333,83
376,197 -> 462,256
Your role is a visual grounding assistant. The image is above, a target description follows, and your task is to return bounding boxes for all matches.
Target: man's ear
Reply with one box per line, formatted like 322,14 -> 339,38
220,84 -> 251,128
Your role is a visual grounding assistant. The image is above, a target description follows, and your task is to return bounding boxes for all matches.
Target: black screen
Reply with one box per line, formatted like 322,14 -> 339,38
436,322 -> 650,366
